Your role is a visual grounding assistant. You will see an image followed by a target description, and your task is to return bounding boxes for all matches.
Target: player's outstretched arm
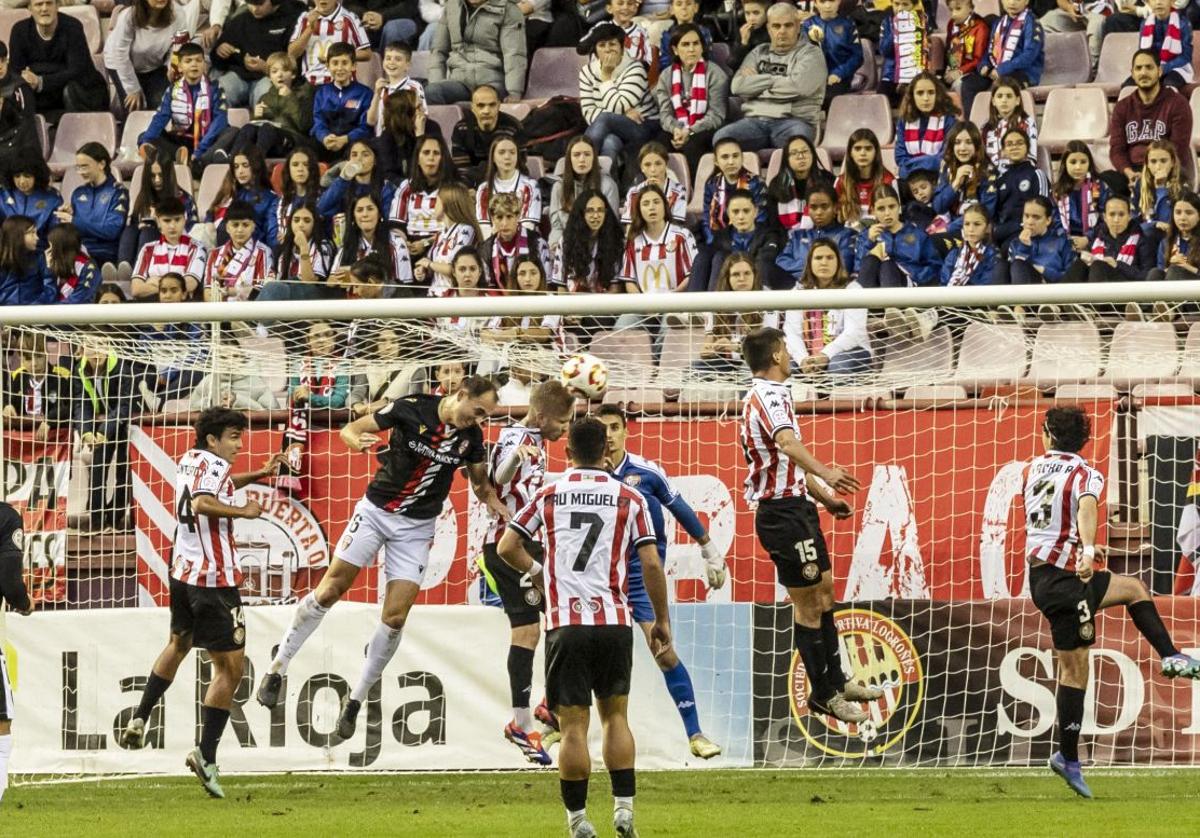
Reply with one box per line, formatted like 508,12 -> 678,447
230,452 -> 289,489
340,414 -> 383,452
774,427 -> 861,495
193,494 -> 263,521
637,542 -> 673,657
467,462 -> 511,521
1076,495 -> 1099,582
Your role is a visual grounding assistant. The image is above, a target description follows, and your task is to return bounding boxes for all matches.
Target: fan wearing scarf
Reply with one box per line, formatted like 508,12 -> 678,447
478,192 -> 552,292
894,71 -> 959,179
1149,190 -> 1200,280
1136,0 -> 1194,87
1000,196 -> 1074,284
940,203 -> 998,285
878,0 -> 930,104
1063,194 -> 1155,283
959,0 -> 1044,115
138,42 -> 237,171
980,127 -> 1055,248
1051,142 -> 1109,252
653,23 -> 729,179
777,182 -> 857,279
700,138 -> 766,245
203,201 -> 275,301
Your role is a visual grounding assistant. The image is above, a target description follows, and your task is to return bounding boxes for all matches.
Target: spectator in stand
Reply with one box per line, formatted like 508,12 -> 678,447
288,320 -> 351,411
8,0 -> 107,121
699,138 -> 766,248
730,0 -> 769,72
653,23 -> 729,180
212,0 -> 305,108
834,128 -> 895,229
287,0 -> 371,87
1110,50 -> 1194,189
579,22 -> 659,183
263,198 -> 335,297
703,188 -> 787,290
2,332 -> 73,442
377,88 -> 443,182
1126,0 -> 1193,89
478,192 -> 551,290
418,0 -> 445,48
619,141 -> 687,224
999,195 -> 1074,283
95,283 -> 128,304
0,157 -> 60,249
56,144 -> 128,271
1150,190 -> 1200,280
878,0 -> 931,105
480,255 -> 562,350
694,254 -> 775,376
855,184 -> 939,288
204,200 -> 276,300
276,148 -> 321,242
138,43 -> 238,172
205,146 -> 281,245
776,182 -> 856,279
450,85 -> 521,185
0,42 -> 38,168
940,203 -> 998,285
591,0 -> 653,67
549,136 -> 619,248
715,3 -> 826,151
330,192 -> 414,284
347,0 -> 422,49
74,339 -> 141,533
312,42 -> 373,163
553,187 -> 623,294
318,137 -> 397,218
426,0 -> 527,104
981,76 -> 1037,174
942,0 -> 989,95
47,223 -> 100,304
1063,193 -> 1155,283
803,0 -> 862,104
232,52 -> 314,159
474,134 -> 541,237
1134,139 -> 1183,242
982,127 -> 1051,248
0,215 -> 53,304
1039,0 -> 1107,70
783,239 -> 872,375
933,122 -> 988,239
368,43 -> 426,137
960,0 -> 1044,117
894,71 -> 959,180
414,181 -> 481,290
388,134 -> 455,260
1051,141 -> 1108,253
131,195 -> 208,299
657,0 -> 712,70
138,272 -> 206,409
766,135 -> 834,234
348,326 -> 417,418
119,152 -> 197,267
104,0 -> 202,116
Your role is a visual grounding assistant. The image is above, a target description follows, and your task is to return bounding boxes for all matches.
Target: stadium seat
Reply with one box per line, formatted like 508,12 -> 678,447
928,34 -> 945,73
975,0 -> 1000,15
667,153 -> 692,198
1053,383 -> 1119,399
195,164 -> 230,218
1026,322 -> 1103,384
820,94 -> 892,162
709,41 -> 731,73
882,327 -> 954,381
128,164 -> 193,210
356,54 -> 381,90
1190,88 -> 1200,150
1028,32 -> 1092,100
954,322 -> 1027,387
1089,141 -> 1113,173
1131,382 -> 1195,398
1081,32 -> 1140,97
115,111 -> 156,178
850,39 -> 877,93
411,50 -> 430,82
1039,87 -> 1109,153
61,4 -> 103,54
48,112 -> 117,177
500,103 -> 532,121
1102,321 -> 1180,388
880,145 -> 898,176
659,327 -> 705,369
967,89 -> 1036,129
525,155 -> 545,180
589,328 -> 658,403
0,9 -> 26,51
228,108 -> 251,128
902,384 -> 968,401
33,114 -> 47,157
426,104 -> 462,144
525,47 -> 587,101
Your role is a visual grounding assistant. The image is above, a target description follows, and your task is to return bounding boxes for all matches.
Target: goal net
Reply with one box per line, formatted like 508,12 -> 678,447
4,285 -> 1200,779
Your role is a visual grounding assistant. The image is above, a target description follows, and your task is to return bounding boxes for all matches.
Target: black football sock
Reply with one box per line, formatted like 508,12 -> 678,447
561,778 -> 589,813
1128,600 -> 1179,658
820,610 -> 847,691
1056,685 -> 1086,763
794,623 -> 833,704
610,767 -> 635,804
507,645 -> 535,710
135,672 -> 172,722
199,705 -> 231,764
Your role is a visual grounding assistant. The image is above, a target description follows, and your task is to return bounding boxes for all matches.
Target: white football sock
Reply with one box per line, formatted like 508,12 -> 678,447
0,733 -> 11,804
513,706 -> 533,730
614,796 -> 633,812
270,592 -> 329,676
349,623 -> 404,703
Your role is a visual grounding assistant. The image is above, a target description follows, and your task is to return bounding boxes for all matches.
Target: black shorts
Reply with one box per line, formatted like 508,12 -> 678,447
545,625 -> 633,709
0,648 -> 13,723
484,540 -> 544,628
169,577 -> 246,652
755,496 -> 831,588
1029,563 -> 1112,651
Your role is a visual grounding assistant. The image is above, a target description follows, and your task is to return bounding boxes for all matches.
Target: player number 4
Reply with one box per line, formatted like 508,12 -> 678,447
570,511 -> 604,572
177,486 -> 197,534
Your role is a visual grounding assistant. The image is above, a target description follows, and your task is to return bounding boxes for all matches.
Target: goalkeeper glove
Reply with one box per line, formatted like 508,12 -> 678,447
700,540 -> 727,590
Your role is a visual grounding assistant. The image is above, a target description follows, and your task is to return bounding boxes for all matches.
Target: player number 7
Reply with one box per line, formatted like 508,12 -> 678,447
570,511 -> 604,572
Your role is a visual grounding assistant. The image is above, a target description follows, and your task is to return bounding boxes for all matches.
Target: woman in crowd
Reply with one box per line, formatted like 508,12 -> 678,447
784,238 -> 872,376
57,143 -> 128,269
766,135 -> 834,235
549,136 -> 620,248
390,135 -> 456,261
653,23 -> 729,179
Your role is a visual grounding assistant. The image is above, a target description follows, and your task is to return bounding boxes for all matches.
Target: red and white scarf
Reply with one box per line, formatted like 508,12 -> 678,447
1058,178 -> 1101,237
208,240 -> 271,298
990,10 -> 1028,67
138,235 -> 198,276
670,60 -> 707,126
169,77 -> 212,150
892,9 -> 928,84
57,253 -> 91,302
947,242 -> 984,286
491,230 -> 529,290
1091,229 -> 1141,265
23,374 -> 44,416
1140,12 -> 1193,82
709,170 -> 751,233
903,115 -> 947,157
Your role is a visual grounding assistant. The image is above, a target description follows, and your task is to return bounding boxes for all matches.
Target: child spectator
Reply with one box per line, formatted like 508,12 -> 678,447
894,71 -> 959,179
277,148 -> 322,243
73,339 -> 140,533
855,184 -> 939,287
0,157 -> 60,249
784,239 -> 872,375
48,224 -> 100,305
288,0 -> 371,86
617,183 -> 696,295
479,192 -> 552,291
318,138 -> 397,218
658,0 -> 712,69
137,42 -> 237,172
481,255 -> 563,351
940,203 -> 997,284
0,215 -> 53,304
1064,193 -> 1155,283
902,169 -> 938,231
620,141 -> 688,224
1150,190 -> 1200,280
1135,138 -> 1184,240
272,199 -> 335,290
982,127 -> 1051,247
474,134 -> 541,238
654,24 -> 730,180
943,0 -> 989,92
1,332 -> 73,442
933,121 -> 989,237
1136,0 -> 1193,88
119,152 -> 196,266
55,143 -> 128,268
835,128 -> 895,228
777,182 -> 856,280
313,42 -> 373,162
704,188 -> 787,290
131,196 -> 207,300
730,0 -> 770,71
204,200 -> 276,301
804,0 -> 862,103
961,0 -> 1044,116
1052,141 -> 1108,252
331,192 -> 414,284
695,254 -> 774,375
441,250 -> 489,316
767,135 -> 835,234
549,136 -> 621,248
368,42 -> 427,137
330,252 -> 389,299
389,135 -> 455,258
1001,195 -> 1074,283
234,52 -> 314,159
206,146 -> 281,246
139,272 -> 206,409
699,138 -> 766,246
96,283 -> 128,304
981,76 -> 1038,173
879,0 -> 931,103
416,181 -> 482,289
601,0 -> 654,66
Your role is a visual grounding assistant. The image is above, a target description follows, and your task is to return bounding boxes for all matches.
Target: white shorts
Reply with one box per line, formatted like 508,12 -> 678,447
0,647 -> 13,722
334,498 -> 438,584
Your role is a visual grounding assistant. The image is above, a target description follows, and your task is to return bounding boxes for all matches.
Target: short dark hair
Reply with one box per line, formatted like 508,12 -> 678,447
176,41 -> 205,61
384,41 -> 413,58
459,374 -> 498,400
1132,48 -> 1161,67
224,200 -> 257,225
595,403 -> 626,426
905,169 -> 936,187
327,41 -> 357,63
1024,195 -> 1054,217
713,136 -> 743,156
194,406 -> 248,450
568,417 -> 607,466
351,254 -> 386,283
1044,406 -> 1091,453
154,195 -> 186,219
726,188 -> 756,206
742,327 -> 785,373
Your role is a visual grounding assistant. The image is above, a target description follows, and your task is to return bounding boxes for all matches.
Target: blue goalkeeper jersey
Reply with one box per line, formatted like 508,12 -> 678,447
610,452 -> 706,560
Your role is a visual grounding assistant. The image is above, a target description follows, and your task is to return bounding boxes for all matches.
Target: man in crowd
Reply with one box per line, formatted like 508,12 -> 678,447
8,0 -> 107,121
212,0 -> 305,108
1110,49 -> 1194,188
427,0 -> 527,104
451,84 -> 523,183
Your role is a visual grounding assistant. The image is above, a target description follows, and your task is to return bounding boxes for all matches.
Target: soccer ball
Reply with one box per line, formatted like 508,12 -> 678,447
560,353 -> 609,399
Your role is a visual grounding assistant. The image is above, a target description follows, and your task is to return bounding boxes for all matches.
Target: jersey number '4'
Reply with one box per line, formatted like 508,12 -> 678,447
177,486 -> 197,534
570,511 -> 604,572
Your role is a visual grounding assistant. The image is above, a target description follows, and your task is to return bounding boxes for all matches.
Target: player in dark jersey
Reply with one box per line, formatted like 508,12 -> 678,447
0,500 -> 35,806
257,375 -> 508,741
1025,407 -> 1200,799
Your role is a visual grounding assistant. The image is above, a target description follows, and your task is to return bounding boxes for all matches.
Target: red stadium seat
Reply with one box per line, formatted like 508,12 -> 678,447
524,47 -> 586,101
49,112 -> 117,177
819,93 -> 892,162
426,104 -> 462,144
1029,32 -> 1091,100
1039,87 -> 1108,153
1080,32 -> 1139,97
115,111 -> 156,178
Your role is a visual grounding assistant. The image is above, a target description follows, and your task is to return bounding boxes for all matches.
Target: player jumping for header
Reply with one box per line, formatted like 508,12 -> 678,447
1024,406 -> 1200,799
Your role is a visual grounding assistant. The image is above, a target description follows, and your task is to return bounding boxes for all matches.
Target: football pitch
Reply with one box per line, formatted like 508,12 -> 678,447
6,768 -> 1197,836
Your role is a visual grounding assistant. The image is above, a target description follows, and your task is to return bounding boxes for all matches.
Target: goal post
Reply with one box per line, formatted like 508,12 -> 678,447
4,283 -> 1200,780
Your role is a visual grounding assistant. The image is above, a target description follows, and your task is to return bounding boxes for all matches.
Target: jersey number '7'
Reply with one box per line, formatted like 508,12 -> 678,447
570,511 -> 603,572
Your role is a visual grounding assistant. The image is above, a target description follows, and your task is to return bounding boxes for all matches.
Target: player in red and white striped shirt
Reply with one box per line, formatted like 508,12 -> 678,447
499,417 -> 669,838
1024,407 -> 1200,799
121,408 -> 285,799
740,327 -> 879,726
480,381 -> 576,766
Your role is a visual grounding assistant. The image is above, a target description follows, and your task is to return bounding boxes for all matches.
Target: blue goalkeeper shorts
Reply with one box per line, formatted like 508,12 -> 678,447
626,547 -> 663,625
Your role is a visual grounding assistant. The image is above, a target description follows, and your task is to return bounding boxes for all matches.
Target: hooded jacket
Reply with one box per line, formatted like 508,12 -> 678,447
429,0 -> 528,98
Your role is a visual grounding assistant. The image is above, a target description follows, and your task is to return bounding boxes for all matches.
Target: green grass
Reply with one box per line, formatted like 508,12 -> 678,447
6,769 -> 1196,836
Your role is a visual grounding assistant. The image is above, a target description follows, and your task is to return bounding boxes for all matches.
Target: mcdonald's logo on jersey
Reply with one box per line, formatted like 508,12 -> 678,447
641,263 -> 672,294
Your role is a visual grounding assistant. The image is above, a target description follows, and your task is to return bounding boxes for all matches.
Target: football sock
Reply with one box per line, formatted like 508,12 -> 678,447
134,672 -> 172,722
508,645 -> 535,729
610,767 -> 635,800
0,734 -> 10,803
270,592 -> 330,676
349,623 -> 404,703
1056,685 -> 1086,763
199,705 -> 231,764
661,661 -> 702,738
820,610 -> 847,691
794,623 -> 833,703
1128,600 -> 1179,658
561,778 -> 589,813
